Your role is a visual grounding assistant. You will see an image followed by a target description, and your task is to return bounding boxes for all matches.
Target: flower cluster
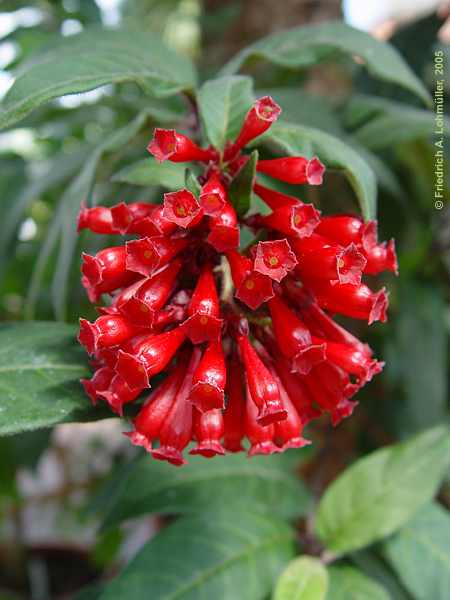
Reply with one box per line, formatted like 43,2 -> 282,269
78,96 -> 397,466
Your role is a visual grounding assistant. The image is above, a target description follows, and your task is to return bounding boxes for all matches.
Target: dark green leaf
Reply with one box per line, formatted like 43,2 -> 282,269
197,76 -> 254,150
113,157 -> 187,189
99,512 -> 295,600
184,168 -> 202,197
262,122 -> 376,220
95,451 -> 311,530
327,566 -> 390,600
383,502 -> 450,600
0,28 -> 197,130
350,550 -> 411,600
0,322 -> 95,436
315,426 -> 450,555
220,22 -> 430,105
273,556 -> 329,600
229,150 -> 258,216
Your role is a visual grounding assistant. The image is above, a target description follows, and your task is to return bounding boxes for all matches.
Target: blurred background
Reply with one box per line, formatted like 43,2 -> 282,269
0,1 -> 449,598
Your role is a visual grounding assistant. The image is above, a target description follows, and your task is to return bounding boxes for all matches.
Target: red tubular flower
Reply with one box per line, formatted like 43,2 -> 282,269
125,236 -> 188,277
245,381 -> 279,457
119,259 -> 182,327
110,202 -> 155,234
148,128 -> 215,163
163,189 -> 203,228
259,203 -> 321,238
115,326 -> 186,389
77,204 -> 116,234
78,315 -> 141,355
199,172 -> 226,217
81,246 -> 137,302
125,360 -> 187,452
229,96 -> 281,154
226,250 -> 274,309
237,334 -> 286,426
97,374 -> 143,416
80,366 -> 114,405
290,235 -> 367,285
152,348 -> 201,466
254,182 -> 299,209
268,296 -> 326,374
189,340 -> 226,412
315,215 -> 365,246
253,240 -> 297,282
183,265 -> 223,344
304,279 -> 389,324
207,201 -> 240,252
257,156 -> 325,185
223,356 -> 246,452
190,409 -> 226,457
363,238 -> 398,275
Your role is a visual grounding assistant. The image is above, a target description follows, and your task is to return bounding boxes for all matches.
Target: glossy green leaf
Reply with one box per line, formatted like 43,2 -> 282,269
383,502 -> 450,600
273,556 -> 329,600
184,168 -> 202,197
229,149 -> 258,216
0,28 -> 197,130
197,75 -> 254,150
327,567 -> 390,600
0,322 -> 94,436
262,122 -> 376,220
221,22 -> 430,105
113,157 -> 187,189
315,426 -> 450,554
95,451 -> 311,530
99,512 -> 295,600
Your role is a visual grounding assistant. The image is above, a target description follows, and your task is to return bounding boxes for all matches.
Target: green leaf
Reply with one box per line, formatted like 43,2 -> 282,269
184,168 -> 202,197
327,566 -> 390,600
315,426 -> 450,555
99,512 -> 295,600
0,322 -> 95,436
229,150 -> 258,216
383,502 -> 450,600
0,28 -> 197,130
262,122 -> 376,220
113,157 -> 187,189
350,550 -> 410,600
273,556 -> 329,600
95,451 -> 311,530
220,22 -> 430,105
197,75 -> 254,150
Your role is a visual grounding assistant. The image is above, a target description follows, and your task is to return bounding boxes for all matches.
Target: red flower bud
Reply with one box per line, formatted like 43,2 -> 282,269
81,246 -> 137,302
230,96 -> 281,153
257,156 -> 325,185
207,201 -> 240,252
223,356 -> 246,452
163,189 -> 203,228
268,296 -> 326,374
125,235 -> 188,277
226,250 -> 274,309
245,381 -> 279,457
189,340 -> 226,412
80,366 -> 114,405
199,172 -> 226,217
78,315 -> 141,355
152,348 -> 201,466
290,235 -> 366,285
125,361 -> 186,452
190,409 -> 226,457
148,128 -> 215,163
305,280 -> 389,324
115,326 -> 186,389
237,335 -> 286,426
253,240 -> 297,282
97,374 -> 143,415
77,203 -> 116,234
183,265 -> 223,344
119,259 -> 181,327
260,203 -> 320,238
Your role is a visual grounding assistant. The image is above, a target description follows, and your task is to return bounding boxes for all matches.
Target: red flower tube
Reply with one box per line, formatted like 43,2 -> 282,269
315,215 -> 365,246
183,265 -> 223,344
190,409 -> 226,457
253,239 -> 297,282
254,182 -> 299,209
245,381 -> 279,457
97,374 -> 143,416
259,203 -> 320,238
110,202 -> 155,234
80,366 -> 114,405
207,200 -> 240,252
152,348 -> 201,466
226,250 -> 274,309
269,369 -> 309,451
81,246 -> 137,302
229,96 -> 281,154
189,339 -> 226,412
363,239 -> 398,275
125,235 -> 188,277
77,204 -> 116,234
115,326 -> 187,389
78,315 -> 141,355
199,172 -> 226,217
163,189 -> 203,228
223,356 -> 246,453
237,334 -> 286,426
148,128 -> 216,163
257,156 -> 325,185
